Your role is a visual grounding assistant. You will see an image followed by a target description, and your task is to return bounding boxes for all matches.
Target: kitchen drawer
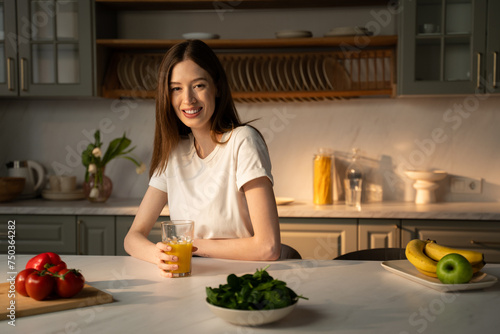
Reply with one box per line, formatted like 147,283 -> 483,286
115,216 -> 169,256
402,220 -> 500,263
279,218 -> 357,260
0,215 -> 76,254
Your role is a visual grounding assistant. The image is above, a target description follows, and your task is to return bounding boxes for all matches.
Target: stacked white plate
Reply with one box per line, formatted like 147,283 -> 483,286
117,54 -> 162,91
325,26 -> 373,37
275,30 -> 312,39
218,54 -> 352,93
182,32 -> 220,40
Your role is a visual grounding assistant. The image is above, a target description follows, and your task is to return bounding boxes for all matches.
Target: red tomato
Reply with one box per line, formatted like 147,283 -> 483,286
26,252 -> 63,271
25,271 -> 56,301
15,268 -> 38,297
47,261 -> 67,274
55,269 -> 85,298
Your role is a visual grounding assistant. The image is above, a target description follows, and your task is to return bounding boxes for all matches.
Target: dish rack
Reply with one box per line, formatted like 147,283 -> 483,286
101,49 -> 396,101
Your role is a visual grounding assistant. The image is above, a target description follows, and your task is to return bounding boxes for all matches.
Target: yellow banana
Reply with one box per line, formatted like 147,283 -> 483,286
472,261 -> 486,274
424,240 -> 484,265
405,239 -> 438,276
416,268 -> 438,278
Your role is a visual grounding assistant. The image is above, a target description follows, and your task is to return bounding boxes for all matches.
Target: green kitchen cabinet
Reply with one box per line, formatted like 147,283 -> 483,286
115,216 -> 169,256
0,214 -> 76,254
0,0 -> 94,97
279,218 -> 357,260
358,219 -> 401,250
398,0 -> 499,95
485,0 -> 500,94
0,215 -> 116,255
76,215 -> 115,255
401,219 -> 500,263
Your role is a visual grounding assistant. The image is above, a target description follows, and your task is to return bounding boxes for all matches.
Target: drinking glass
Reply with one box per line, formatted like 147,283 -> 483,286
161,220 -> 194,277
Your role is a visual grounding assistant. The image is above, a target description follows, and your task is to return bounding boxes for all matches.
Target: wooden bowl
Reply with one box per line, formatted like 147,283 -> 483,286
0,177 -> 26,202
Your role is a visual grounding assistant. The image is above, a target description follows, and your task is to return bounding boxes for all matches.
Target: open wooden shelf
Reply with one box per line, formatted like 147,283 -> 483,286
101,48 -> 396,101
95,0 -> 391,10
97,36 -> 398,50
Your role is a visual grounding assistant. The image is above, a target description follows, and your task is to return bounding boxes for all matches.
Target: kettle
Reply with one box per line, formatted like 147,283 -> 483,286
6,160 -> 46,198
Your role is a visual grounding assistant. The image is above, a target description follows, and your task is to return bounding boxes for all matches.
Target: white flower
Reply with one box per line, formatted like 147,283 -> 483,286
88,163 -> 97,174
136,163 -> 146,175
92,147 -> 102,158
89,187 -> 100,198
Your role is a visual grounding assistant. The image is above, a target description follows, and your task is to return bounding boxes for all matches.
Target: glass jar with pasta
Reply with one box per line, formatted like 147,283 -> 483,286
313,148 -> 333,205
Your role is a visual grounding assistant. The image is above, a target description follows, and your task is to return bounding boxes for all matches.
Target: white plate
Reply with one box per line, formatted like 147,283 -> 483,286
381,260 -> 498,292
267,57 -> 279,91
139,55 -> 158,91
117,55 -> 131,90
322,56 -> 337,90
275,30 -> 312,39
314,56 -> 327,90
253,57 -> 264,91
42,189 -> 85,201
206,300 -> 297,326
229,58 -> 240,92
322,56 -> 351,91
306,56 -> 319,90
182,32 -> 220,40
245,57 -> 256,91
325,26 -> 373,37
275,57 -> 287,91
237,57 -> 249,92
283,57 -> 294,91
291,56 -> 303,91
122,55 -> 135,90
275,197 -> 295,206
129,55 -> 142,89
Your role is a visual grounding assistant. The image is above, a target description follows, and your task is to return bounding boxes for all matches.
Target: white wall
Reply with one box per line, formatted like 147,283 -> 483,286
2,5 -> 498,203
1,95 -> 499,203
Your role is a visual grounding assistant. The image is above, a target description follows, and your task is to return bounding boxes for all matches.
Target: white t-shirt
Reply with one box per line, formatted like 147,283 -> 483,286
149,125 -> 273,239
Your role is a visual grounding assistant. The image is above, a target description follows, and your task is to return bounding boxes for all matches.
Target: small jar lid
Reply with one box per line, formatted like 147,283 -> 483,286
316,147 -> 333,156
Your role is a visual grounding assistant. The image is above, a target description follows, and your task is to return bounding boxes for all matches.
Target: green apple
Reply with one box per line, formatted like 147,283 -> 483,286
436,253 -> 473,284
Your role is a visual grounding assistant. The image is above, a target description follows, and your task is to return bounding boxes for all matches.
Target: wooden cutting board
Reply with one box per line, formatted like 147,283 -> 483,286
0,282 -> 113,319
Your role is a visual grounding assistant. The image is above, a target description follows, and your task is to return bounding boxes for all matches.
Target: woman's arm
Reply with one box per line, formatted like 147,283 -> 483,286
193,176 -> 281,261
124,186 -> 180,277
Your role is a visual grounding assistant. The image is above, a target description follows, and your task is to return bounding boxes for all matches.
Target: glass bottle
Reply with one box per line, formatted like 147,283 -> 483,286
344,148 -> 363,208
313,148 -> 333,205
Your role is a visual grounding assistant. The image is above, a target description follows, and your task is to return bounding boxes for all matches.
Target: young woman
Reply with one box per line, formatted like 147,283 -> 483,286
124,40 -> 281,277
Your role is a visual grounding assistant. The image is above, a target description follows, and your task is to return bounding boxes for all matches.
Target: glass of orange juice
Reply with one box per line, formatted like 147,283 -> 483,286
161,220 -> 194,277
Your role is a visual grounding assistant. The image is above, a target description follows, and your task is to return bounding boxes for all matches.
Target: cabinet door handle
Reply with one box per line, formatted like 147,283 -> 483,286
77,219 -> 82,255
7,58 -> 14,91
493,51 -> 498,88
20,58 -> 28,91
476,53 -> 481,89
471,240 -> 500,246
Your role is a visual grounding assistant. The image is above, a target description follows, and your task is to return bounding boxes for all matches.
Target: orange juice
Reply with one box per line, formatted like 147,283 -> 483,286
164,241 -> 193,276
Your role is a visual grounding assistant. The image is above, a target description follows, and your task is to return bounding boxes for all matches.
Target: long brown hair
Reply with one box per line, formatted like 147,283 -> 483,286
150,40 -> 243,177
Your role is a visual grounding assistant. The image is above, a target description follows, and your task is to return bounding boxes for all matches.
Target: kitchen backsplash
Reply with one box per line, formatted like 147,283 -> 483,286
1,95 -> 500,203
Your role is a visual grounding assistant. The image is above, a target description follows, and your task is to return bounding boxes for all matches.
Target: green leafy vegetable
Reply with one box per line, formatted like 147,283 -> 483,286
206,265 -> 308,310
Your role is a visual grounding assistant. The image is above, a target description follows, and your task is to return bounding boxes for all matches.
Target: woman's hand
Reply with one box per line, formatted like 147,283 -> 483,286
154,242 -> 179,278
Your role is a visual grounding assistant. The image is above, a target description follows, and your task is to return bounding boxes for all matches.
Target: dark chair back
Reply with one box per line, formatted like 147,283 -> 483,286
334,248 -> 406,261
279,244 -> 302,260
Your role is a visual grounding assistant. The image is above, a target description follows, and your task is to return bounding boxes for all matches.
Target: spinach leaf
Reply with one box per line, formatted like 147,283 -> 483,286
206,265 -> 308,310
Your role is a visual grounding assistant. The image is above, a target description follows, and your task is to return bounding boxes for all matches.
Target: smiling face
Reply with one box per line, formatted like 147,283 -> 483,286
169,59 -> 217,135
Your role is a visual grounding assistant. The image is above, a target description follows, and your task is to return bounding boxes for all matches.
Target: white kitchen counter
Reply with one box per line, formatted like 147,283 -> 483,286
1,255 -> 499,333
1,198 -> 500,220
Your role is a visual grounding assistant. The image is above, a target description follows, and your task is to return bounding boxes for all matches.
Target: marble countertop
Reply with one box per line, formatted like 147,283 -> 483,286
1,198 -> 500,220
1,255 -> 499,333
